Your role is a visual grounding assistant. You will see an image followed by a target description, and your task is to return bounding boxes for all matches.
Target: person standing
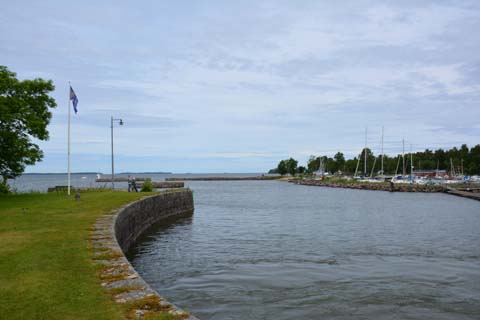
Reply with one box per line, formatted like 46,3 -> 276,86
132,177 -> 138,192
127,175 -> 133,192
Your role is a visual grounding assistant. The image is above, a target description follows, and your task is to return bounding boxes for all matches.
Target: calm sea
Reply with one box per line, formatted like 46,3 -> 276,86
7,173 -> 262,192
129,181 -> 480,320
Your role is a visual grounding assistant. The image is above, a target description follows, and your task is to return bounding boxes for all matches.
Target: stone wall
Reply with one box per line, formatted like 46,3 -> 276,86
115,189 -> 194,252
91,189 -> 198,319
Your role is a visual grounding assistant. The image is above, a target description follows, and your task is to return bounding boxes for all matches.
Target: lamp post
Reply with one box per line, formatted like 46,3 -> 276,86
111,116 -> 124,189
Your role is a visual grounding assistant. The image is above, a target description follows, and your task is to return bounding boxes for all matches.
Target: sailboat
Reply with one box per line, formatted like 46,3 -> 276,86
354,127 -> 368,180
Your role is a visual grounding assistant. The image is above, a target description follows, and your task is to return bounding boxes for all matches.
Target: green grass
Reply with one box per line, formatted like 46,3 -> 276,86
0,190 -> 154,320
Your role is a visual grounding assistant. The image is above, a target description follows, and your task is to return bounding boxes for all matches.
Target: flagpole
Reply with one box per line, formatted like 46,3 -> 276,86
67,81 -> 71,196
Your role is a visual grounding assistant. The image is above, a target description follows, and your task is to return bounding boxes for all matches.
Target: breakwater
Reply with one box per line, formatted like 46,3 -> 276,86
136,181 -> 184,189
96,177 -> 147,182
90,189 -> 198,319
445,188 -> 480,202
166,176 -> 280,181
291,179 -> 446,192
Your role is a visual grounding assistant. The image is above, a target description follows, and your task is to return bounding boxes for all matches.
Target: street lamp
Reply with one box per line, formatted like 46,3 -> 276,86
111,116 -> 124,189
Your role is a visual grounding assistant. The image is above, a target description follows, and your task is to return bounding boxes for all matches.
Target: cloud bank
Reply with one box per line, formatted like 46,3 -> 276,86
1,0 -> 479,172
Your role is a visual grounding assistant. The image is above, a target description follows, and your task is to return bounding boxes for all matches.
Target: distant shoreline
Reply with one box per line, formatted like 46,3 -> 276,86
166,176 -> 281,181
20,172 -> 172,175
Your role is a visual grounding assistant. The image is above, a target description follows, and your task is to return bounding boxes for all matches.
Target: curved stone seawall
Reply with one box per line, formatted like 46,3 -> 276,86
91,189 -> 198,319
115,189 -> 194,252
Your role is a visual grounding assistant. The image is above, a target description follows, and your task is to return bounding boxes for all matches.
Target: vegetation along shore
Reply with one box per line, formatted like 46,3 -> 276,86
270,144 -> 480,177
0,190 -> 190,320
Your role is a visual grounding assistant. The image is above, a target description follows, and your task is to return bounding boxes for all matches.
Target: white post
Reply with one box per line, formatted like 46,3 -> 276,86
67,82 -> 71,196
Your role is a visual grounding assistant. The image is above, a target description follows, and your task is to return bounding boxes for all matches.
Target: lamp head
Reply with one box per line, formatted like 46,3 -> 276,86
119,119 -> 124,126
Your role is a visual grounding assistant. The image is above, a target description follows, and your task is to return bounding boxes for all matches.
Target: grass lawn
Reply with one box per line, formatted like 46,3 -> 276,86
0,190 -> 153,320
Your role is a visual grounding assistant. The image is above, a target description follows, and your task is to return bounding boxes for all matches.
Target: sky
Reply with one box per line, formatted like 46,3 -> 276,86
1,0 -> 479,173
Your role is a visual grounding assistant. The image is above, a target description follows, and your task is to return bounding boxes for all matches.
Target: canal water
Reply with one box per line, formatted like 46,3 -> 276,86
129,181 -> 480,320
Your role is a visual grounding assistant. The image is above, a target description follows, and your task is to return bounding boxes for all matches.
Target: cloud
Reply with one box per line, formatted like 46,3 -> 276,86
1,0 -> 480,172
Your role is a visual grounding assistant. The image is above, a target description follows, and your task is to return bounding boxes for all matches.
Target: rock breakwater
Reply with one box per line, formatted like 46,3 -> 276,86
291,179 -> 446,193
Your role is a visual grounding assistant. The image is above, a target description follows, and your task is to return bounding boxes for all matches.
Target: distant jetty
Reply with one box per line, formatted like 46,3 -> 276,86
291,179 -> 480,201
291,179 -> 445,193
445,188 -> 480,201
95,177 -> 148,182
136,181 -> 184,188
166,176 -> 281,181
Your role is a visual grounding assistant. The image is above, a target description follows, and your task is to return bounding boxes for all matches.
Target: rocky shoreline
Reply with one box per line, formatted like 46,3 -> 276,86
290,179 -> 446,193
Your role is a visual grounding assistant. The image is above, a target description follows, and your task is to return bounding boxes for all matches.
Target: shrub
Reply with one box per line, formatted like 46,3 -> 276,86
0,182 -> 11,194
141,178 -> 153,192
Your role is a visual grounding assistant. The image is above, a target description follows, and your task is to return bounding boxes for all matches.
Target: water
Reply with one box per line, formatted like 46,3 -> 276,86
7,173 -> 263,192
129,181 -> 480,320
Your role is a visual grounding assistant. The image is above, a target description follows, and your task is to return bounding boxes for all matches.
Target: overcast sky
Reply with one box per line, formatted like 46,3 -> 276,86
1,0 -> 479,173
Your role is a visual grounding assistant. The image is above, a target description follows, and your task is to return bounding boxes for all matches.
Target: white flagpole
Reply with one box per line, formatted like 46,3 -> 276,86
67,81 -> 71,195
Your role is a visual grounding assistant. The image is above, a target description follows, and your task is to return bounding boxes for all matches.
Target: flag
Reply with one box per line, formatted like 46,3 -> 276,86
70,86 -> 79,114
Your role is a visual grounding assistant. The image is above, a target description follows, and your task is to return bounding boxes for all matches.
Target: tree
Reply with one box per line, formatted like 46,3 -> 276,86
358,148 -> 375,176
285,158 -> 298,176
334,152 -> 345,165
0,66 -> 56,191
332,152 -> 345,173
307,155 -> 319,173
277,160 -> 287,176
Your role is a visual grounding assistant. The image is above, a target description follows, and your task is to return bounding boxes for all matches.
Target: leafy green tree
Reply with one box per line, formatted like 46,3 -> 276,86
285,158 -> 298,176
297,166 -> 306,174
467,145 -> 480,175
277,144 -> 480,178
345,158 -> 358,173
0,66 -> 56,191
334,152 -> 345,166
307,155 -> 319,173
277,160 -> 287,175
330,152 -> 345,173
358,148 -> 376,176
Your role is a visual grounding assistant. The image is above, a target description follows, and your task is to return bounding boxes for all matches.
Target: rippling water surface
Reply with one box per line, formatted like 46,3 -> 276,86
129,181 -> 480,320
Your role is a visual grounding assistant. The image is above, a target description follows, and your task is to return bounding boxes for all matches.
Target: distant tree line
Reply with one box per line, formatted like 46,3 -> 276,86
269,144 -> 480,176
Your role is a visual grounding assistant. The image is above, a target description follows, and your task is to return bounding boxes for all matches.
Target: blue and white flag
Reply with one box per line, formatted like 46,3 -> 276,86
70,86 -> 79,114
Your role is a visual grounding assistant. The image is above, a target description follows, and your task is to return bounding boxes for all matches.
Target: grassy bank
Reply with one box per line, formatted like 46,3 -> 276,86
0,190 -> 154,320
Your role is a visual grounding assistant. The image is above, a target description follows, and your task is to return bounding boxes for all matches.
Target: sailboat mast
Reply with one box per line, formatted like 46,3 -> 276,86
354,152 -> 361,177
402,139 -> 406,178
410,144 -> 413,177
364,127 -> 367,176
381,126 -> 384,175
395,155 -> 400,176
